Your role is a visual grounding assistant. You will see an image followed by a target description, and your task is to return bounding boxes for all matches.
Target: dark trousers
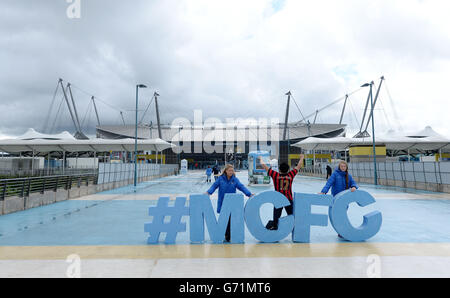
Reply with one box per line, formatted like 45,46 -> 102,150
273,200 -> 294,226
225,218 -> 231,241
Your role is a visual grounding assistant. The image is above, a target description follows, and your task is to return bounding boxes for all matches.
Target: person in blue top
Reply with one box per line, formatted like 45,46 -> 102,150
320,160 -> 358,240
205,166 -> 213,183
320,160 -> 358,196
205,164 -> 254,242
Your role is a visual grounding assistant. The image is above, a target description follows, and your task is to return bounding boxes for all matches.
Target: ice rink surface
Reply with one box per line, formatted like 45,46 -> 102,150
1,170 -> 450,278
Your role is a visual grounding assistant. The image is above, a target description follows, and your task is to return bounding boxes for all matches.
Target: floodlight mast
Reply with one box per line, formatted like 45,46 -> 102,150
134,84 -> 148,190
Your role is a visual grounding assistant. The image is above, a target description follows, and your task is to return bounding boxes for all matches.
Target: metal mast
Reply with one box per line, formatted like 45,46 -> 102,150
67,83 -> 82,132
339,94 -> 349,125
354,76 -> 385,138
66,83 -> 89,139
313,110 -> 319,124
283,91 -> 291,141
120,111 -> 126,126
154,92 -> 162,139
354,87 -> 372,138
363,76 -> 385,134
91,96 -> 101,126
60,79 -> 80,137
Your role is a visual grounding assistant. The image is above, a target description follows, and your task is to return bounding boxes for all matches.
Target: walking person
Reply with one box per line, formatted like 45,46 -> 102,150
326,165 -> 332,179
212,165 -> 221,181
205,166 -> 213,183
260,154 -> 305,230
205,164 -> 254,242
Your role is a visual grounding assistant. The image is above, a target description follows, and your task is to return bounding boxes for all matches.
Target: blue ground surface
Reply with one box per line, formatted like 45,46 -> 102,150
0,172 -> 449,246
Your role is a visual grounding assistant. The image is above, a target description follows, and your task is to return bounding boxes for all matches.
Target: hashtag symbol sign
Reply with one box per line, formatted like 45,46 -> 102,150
144,196 -> 189,244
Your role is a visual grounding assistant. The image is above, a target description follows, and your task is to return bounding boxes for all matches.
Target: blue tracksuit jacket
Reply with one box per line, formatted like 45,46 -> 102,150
321,167 -> 358,196
207,174 -> 252,213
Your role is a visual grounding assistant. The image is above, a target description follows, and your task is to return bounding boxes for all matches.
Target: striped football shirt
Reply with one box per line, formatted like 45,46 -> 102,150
267,168 -> 298,201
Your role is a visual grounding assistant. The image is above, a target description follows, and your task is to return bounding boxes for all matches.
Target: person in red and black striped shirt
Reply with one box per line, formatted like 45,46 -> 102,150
260,155 -> 304,230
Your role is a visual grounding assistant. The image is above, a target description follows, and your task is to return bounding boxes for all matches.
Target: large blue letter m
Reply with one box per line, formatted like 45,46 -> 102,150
189,194 -> 245,244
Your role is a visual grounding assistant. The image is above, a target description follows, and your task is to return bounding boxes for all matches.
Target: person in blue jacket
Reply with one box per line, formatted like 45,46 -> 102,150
320,160 -> 358,196
205,166 -> 213,183
205,164 -> 254,242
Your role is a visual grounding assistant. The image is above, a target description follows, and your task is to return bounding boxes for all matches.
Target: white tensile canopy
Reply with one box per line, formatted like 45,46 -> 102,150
0,138 -> 175,154
16,128 -> 76,141
292,137 -> 374,151
292,136 -> 450,152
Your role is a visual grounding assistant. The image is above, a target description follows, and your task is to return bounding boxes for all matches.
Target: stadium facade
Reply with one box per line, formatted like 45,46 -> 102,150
96,122 -> 346,168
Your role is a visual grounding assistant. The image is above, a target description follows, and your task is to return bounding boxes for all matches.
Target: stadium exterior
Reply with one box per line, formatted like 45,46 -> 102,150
96,122 -> 346,168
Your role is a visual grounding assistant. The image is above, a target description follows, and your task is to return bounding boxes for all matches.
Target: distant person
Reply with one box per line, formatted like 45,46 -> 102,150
205,166 -> 212,183
326,165 -> 332,179
260,155 -> 305,231
205,164 -> 254,242
212,165 -> 221,181
320,160 -> 358,197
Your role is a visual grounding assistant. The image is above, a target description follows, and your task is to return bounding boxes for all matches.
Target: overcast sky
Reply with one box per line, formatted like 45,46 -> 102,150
1,0 -> 450,139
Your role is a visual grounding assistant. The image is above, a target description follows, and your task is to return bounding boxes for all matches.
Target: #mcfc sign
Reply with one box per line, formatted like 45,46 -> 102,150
144,190 -> 382,244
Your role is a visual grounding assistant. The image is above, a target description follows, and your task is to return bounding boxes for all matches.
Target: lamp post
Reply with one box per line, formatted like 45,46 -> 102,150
134,84 -> 148,191
361,82 -> 378,186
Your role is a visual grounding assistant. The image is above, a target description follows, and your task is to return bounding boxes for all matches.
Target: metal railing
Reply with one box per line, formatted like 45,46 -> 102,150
0,173 -> 98,201
298,165 -> 323,175
0,163 -> 180,201
318,161 -> 450,185
0,168 -> 97,179
97,163 -> 179,185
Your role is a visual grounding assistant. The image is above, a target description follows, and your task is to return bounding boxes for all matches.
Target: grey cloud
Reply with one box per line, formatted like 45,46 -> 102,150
0,0 -> 449,138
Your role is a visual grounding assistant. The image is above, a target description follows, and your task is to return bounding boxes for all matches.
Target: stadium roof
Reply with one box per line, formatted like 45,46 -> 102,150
96,123 -> 346,142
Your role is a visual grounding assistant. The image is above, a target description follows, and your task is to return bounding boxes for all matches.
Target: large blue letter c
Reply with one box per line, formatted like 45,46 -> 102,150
329,190 -> 382,242
244,191 -> 294,243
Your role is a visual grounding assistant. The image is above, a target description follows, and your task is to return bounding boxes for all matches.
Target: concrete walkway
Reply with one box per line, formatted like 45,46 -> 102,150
1,170 -> 449,278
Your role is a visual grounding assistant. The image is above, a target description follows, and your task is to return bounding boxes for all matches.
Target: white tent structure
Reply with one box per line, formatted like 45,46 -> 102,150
0,138 -> 175,154
407,126 -> 446,139
291,136 -> 378,151
0,128 -> 175,154
293,136 -> 450,152
292,127 -> 450,153
17,128 -> 76,141
0,133 -> 176,174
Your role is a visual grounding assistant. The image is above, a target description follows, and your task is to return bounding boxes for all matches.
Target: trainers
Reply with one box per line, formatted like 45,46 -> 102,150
338,234 -> 349,241
265,220 -> 278,230
265,220 -> 274,230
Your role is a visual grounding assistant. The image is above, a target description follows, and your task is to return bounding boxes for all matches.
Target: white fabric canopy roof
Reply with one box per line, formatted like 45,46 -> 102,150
407,126 -> 446,138
16,128 -> 76,141
292,136 -> 450,152
0,138 -> 175,153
